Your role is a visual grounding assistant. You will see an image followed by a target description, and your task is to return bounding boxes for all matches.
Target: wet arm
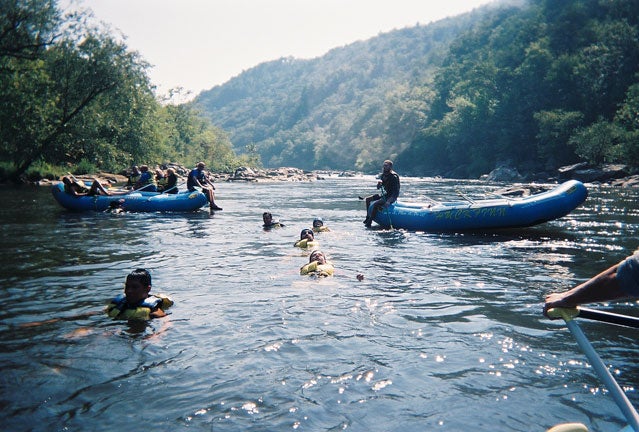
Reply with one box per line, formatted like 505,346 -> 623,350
543,264 -> 630,317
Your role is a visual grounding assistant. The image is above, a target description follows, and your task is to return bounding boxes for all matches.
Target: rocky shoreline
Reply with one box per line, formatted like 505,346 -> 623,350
33,162 -> 639,189
482,162 -> 639,188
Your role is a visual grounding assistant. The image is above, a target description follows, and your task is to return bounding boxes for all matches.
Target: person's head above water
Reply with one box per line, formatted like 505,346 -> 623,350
124,268 -> 152,306
263,212 -> 272,224
300,228 -> 314,240
309,250 -> 326,265
312,218 -> 323,228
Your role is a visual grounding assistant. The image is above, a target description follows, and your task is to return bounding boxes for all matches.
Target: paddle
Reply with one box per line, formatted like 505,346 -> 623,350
576,307 -> 639,329
129,183 -> 156,193
159,182 -> 186,194
456,189 -> 475,203
547,307 -> 639,431
380,187 -> 394,229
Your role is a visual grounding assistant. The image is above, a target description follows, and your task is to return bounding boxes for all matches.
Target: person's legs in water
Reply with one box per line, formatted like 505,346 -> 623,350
206,187 -> 222,211
364,197 -> 385,227
363,194 -> 381,226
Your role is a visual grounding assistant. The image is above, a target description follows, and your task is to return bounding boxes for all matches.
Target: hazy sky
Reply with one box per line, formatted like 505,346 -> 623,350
63,0 -> 493,100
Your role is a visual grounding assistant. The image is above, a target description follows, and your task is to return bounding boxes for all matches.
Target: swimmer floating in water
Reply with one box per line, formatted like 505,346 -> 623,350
294,228 -> 319,249
312,218 -> 330,233
263,212 -> 285,229
106,268 -> 173,321
300,250 -> 334,277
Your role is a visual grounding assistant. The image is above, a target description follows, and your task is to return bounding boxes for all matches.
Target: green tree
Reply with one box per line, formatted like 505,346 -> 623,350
534,109 -> 584,167
569,120 -> 621,165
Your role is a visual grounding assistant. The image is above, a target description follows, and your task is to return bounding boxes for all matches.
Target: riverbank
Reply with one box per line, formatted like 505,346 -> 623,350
28,161 -> 639,189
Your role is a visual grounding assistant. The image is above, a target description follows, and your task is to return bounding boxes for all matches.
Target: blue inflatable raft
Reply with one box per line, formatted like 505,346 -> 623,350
51,182 -> 209,212
369,180 -> 588,231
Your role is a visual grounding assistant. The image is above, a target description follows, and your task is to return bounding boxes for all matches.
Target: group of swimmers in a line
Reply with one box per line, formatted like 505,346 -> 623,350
106,217 -> 335,320
263,212 -> 337,278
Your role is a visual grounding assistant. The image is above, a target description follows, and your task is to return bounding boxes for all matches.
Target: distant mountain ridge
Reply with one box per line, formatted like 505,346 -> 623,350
195,0 -> 639,178
193,6 -> 490,171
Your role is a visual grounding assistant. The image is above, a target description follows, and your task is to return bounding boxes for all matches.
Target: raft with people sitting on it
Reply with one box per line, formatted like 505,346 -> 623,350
369,180 -> 588,232
51,181 -> 209,212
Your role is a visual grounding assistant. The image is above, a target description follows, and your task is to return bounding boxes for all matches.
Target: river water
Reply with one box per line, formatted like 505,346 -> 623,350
1,176 -> 638,431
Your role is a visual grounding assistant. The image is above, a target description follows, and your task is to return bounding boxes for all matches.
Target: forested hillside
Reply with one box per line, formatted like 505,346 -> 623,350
195,0 -> 639,178
194,10 -> 480,172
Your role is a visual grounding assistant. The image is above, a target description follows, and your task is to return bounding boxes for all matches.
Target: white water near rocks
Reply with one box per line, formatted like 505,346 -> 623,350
1,176 -> 638,431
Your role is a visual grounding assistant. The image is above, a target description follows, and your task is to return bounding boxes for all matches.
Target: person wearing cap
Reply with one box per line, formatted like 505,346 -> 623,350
312,218 -> 330,233
363,160 -> 400,227
263,212 -> 284,229
300,250 -> 334,277
187,162 -> 223,211
294,228 -> 319,249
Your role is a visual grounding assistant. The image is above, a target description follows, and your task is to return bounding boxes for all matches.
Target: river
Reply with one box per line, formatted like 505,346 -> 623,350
1,176 -> 638,431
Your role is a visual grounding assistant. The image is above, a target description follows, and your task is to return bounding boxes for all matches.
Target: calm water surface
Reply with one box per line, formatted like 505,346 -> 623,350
1,176 -> 638,431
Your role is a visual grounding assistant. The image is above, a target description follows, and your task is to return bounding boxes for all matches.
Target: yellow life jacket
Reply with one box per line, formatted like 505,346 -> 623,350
106,293 -> 173,320
294,239 -> 319,249
300,261 -> 334,277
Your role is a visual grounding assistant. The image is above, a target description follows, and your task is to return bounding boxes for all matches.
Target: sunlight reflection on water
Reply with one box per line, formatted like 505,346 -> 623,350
0,178 -> 638,431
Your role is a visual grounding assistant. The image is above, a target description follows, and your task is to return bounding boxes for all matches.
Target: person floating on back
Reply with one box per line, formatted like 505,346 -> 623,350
106,268 -> 173,320
187,162 -> 223,211
294,228 -> 319,249
263,212 -> 284,229
300,250 -> 334,277
363,160 -> 400,227
312,218 -> 330,233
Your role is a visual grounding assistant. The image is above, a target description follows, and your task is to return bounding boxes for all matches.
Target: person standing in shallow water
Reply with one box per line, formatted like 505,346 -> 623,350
363,160 -> 400,227
187,162 -> 223,211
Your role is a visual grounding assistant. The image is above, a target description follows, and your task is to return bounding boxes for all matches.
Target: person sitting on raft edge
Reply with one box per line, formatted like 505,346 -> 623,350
363,159 -> 400,228
106,268 -> 173,320
300,250 -> 334,277
187,161 -> 222,211
312,218 -> 330,233
294,228 -> 319,249
263,212 -> 285,229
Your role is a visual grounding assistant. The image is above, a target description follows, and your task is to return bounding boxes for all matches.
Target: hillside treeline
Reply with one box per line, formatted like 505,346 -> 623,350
195,0 -> 639,178
0,0 -> 238,182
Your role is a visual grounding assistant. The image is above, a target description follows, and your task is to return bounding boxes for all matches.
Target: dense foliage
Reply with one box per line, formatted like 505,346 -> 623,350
195,0 -> 639,177
0,0 -> 237,182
